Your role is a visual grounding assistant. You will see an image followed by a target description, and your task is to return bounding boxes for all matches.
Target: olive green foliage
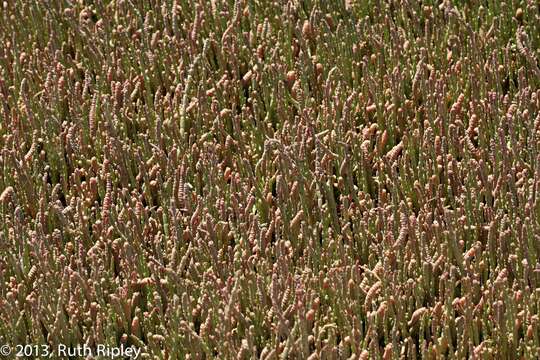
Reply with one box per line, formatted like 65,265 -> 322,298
0,0 -> 539,359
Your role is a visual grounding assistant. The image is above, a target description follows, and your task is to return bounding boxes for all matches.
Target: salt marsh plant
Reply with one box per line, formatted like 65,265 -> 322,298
0,0 -> 539,358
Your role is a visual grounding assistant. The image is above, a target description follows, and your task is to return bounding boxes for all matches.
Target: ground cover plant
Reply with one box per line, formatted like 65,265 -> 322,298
0,0 -> 540,358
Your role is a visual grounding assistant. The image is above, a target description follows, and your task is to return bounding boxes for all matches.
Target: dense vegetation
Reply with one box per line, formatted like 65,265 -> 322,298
1,0 -> 539,358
